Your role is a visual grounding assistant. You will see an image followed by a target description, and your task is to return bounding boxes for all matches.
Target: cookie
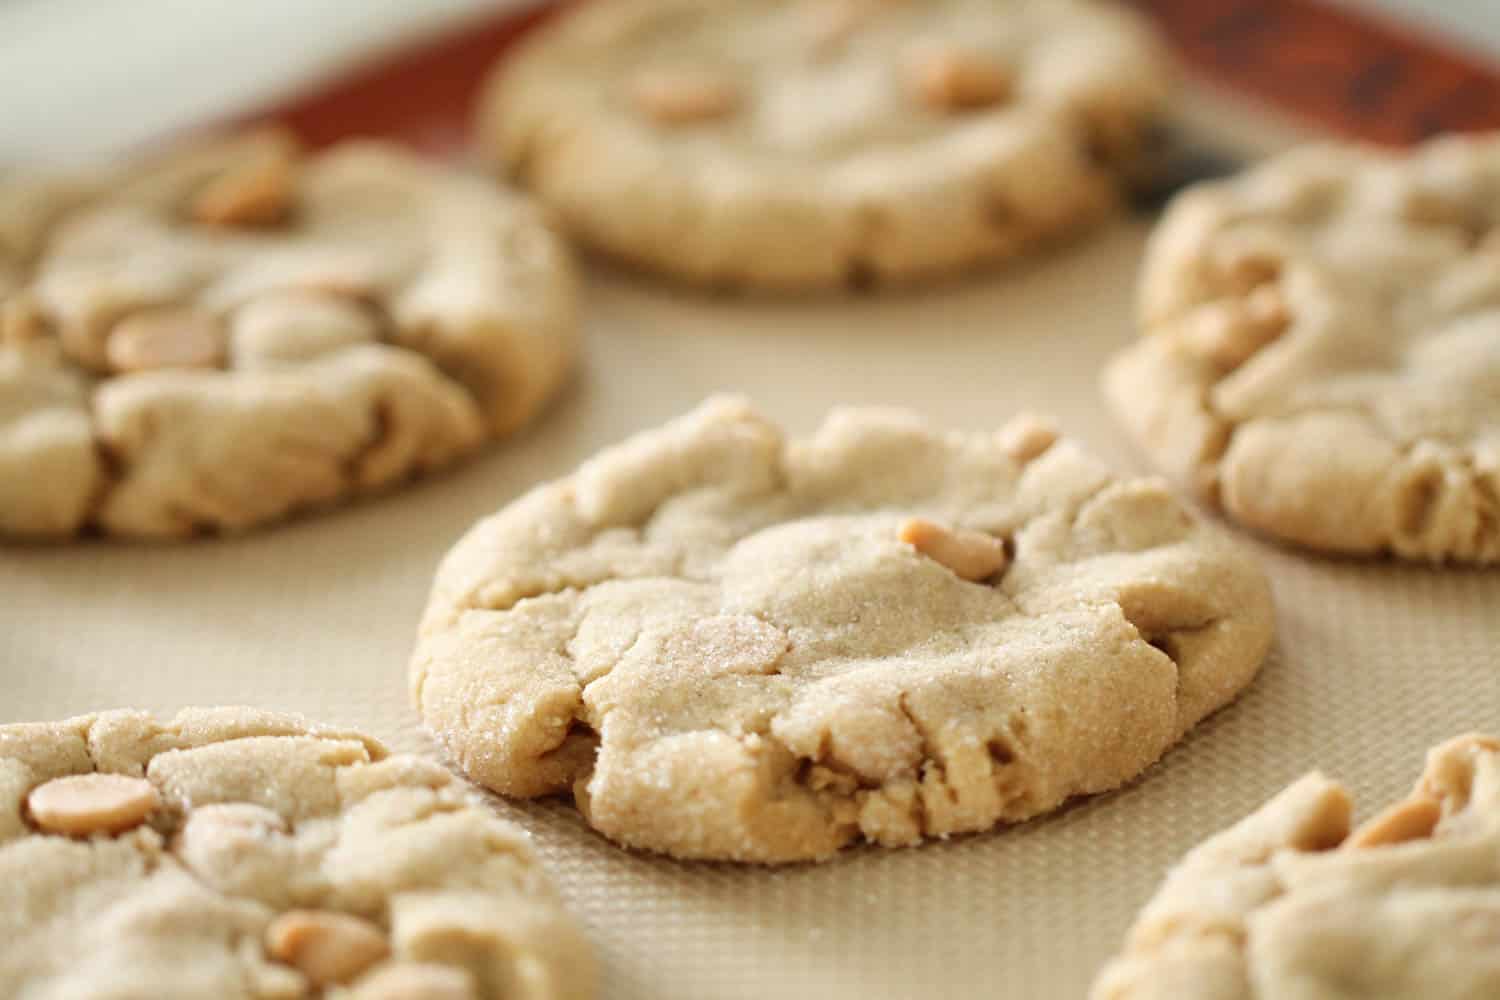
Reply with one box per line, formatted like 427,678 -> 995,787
0,129 -> 577,540
0,707 -> 594,999
479,0 -> 1171,291
1093,734 -> 1500,999
1105,134 -> 1500,563
411,397 -> 1273,863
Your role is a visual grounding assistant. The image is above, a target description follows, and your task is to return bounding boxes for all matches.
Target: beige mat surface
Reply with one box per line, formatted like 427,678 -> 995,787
4,98 -> 1498,999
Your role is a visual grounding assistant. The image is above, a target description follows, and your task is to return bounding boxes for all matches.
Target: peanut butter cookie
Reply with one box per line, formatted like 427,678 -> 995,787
479,0 -> 1171,291
1106,134 -> 1500,563
0,130 -> 576,540
0,707 -> 594,999
412,397 -> 1273,863
1093,734 -> 1500,999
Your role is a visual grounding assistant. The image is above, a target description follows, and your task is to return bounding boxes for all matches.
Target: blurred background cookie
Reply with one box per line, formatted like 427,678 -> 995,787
0,130 -> 577,540
478,0 -> 1172,291
1107,134 -> 1500,564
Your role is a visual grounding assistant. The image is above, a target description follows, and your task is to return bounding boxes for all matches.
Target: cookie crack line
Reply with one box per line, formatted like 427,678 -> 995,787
413,398 -> 1274,863
894,692 -> 941,838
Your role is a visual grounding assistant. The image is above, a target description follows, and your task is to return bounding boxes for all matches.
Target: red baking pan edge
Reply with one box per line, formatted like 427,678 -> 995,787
255,0 -> 1500,155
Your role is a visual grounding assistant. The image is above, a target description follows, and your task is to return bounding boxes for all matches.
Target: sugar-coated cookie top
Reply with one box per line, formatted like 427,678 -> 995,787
0,707 -> 594,999
414,397 -> 1273,863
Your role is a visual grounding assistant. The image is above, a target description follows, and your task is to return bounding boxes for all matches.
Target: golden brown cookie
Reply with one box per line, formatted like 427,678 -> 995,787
1093,734 -> 1500,999
0,130 -> 576,540
412,397 -> 1273,863
0,707 -> 594,999
1106,134 -> 1500,563
479,0 -> 1171,290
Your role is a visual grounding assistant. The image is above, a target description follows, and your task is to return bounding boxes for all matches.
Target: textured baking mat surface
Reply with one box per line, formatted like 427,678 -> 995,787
4,105 -> 1498,1000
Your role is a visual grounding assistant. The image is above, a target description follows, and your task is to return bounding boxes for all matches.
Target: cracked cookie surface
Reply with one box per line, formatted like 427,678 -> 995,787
412,397 -> 1273,863
1093,734 -> 1500,999
0,129 -> 577,540
1106,134 -> 1500,563
0,707 -> 594,999
479,0 -> 1171,291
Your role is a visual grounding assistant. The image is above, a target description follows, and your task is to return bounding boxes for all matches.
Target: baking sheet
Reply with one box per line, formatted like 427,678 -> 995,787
4,95 -> 1499,1000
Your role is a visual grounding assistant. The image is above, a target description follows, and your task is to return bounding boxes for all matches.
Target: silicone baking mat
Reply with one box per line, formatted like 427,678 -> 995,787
4,3 -> 1498,997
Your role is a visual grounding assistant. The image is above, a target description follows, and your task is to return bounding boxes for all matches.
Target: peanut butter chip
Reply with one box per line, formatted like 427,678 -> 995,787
908,46 -> 1013,111
266,910 -> 390,988
1400,188 -> 1469,229
26,774 -> 160,837
1215,247 -> 1283,295
630,69 -> 741,125
1345,796 -> 1443,849
1186,284 -> 1291,370
998,414 -> 1058,464
106,310 -> 224,373
192,154 -> 295,228
899,518 -> 1010,582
